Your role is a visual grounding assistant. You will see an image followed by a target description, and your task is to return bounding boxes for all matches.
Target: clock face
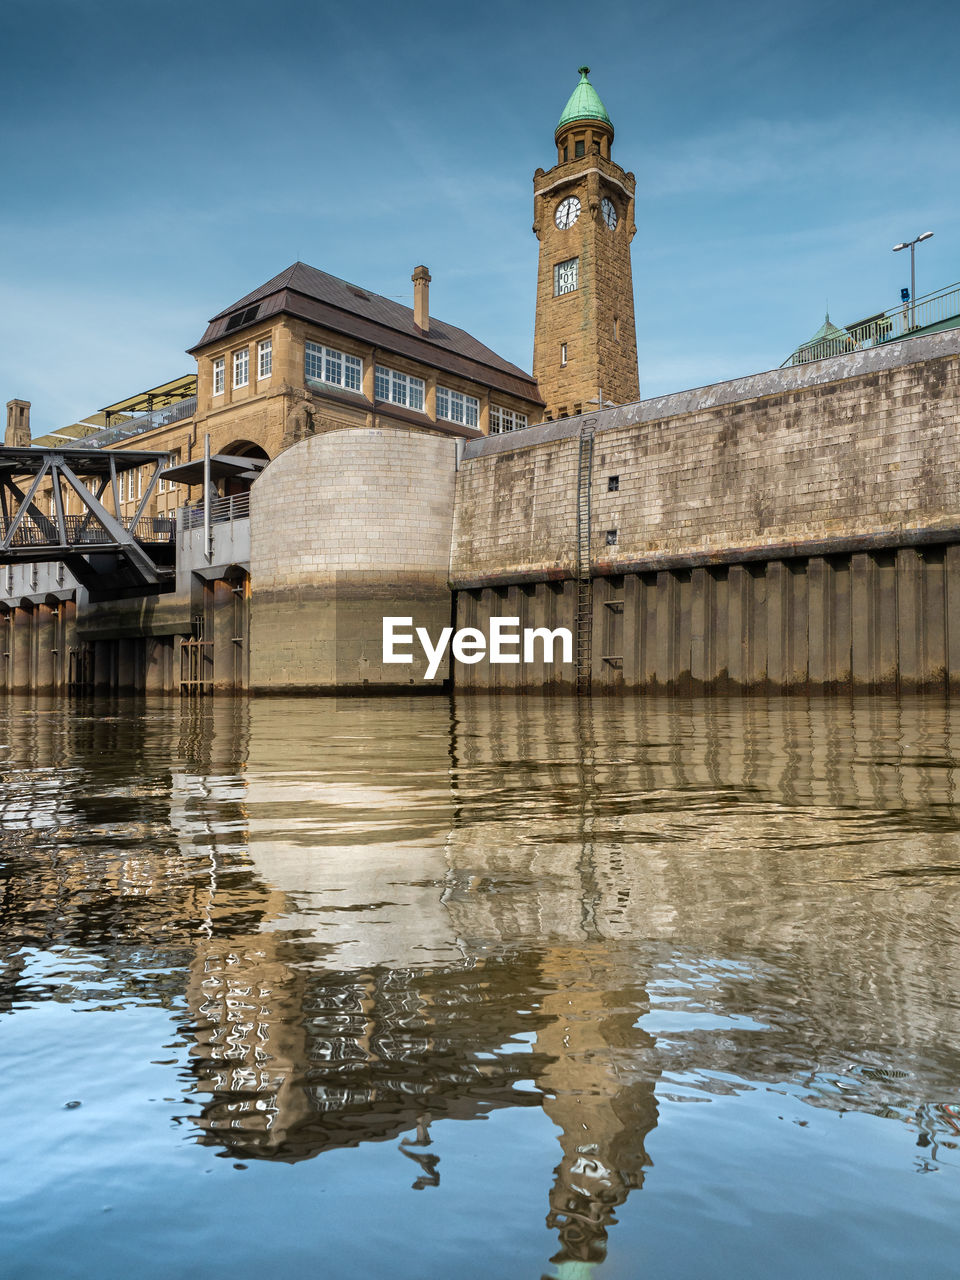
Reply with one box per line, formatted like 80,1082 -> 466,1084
602,197 -> 618,229
555,196 -> 581,230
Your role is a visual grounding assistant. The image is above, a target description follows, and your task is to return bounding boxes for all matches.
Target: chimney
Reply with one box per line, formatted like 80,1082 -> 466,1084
412,265 -> 431,333
6,400 -> 30,447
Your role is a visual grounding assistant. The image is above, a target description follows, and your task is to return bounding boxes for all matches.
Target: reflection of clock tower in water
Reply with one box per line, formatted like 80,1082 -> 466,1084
533,67 -> 640,419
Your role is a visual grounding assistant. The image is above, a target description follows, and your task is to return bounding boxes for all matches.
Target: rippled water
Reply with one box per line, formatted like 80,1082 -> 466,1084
2,693 -> 960,1278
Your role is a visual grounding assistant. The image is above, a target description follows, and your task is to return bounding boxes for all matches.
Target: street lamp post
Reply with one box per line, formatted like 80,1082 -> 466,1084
893,231 -> 934,330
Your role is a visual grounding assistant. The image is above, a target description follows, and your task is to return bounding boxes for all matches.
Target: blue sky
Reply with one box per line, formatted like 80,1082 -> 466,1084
2,0 -> 958,431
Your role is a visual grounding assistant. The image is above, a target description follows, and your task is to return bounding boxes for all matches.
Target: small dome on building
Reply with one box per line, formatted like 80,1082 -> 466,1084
786,311 -> 853,366
556,67 -> 612,136
805,312 -> 848,347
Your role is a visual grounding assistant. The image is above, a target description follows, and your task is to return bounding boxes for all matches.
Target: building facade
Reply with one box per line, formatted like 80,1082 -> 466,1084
4,70 -> 960,697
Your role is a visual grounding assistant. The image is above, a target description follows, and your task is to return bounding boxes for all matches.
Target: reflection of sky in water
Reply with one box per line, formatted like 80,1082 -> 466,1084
1,694 -> 960,1279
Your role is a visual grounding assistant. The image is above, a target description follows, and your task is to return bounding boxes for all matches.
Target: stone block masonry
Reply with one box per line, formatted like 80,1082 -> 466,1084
451,331 -> 960,692
249,426 -> 457,692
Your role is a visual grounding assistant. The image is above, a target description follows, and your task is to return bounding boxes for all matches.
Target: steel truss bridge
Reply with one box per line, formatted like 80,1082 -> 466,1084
0,445 -> 176,590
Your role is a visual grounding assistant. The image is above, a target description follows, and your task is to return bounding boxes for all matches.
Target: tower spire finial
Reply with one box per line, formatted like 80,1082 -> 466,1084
578,65 -> 590,77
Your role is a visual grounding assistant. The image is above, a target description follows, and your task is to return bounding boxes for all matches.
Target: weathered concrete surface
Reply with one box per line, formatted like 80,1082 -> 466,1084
452,330 -> 960,588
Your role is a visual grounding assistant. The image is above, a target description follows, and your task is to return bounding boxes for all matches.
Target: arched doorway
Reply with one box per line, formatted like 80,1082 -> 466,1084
220,441 -> 270,496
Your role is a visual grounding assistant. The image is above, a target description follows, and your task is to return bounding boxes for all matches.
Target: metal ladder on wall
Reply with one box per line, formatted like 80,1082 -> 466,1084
179,614 -> 213,695
575,421 -> 596,693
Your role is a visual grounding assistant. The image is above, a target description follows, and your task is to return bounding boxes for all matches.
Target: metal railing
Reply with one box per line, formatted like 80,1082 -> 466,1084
0,514 -> 108,547
783,282 -> 960,367
82,396 -> 197,448
131,515 -> 177,543
0,512 -> 177,548
179,492 -> 250,531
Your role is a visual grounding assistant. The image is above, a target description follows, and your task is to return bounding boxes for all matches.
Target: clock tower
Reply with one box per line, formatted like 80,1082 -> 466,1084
532,68 -> 639,419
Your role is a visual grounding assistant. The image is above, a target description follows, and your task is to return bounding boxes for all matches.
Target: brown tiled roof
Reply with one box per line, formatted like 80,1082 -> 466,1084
188,262 -> 543,405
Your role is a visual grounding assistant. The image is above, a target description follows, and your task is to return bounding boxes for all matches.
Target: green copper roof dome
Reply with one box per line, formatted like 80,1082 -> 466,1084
805,312 -> 848,345
555,66 -> 612,136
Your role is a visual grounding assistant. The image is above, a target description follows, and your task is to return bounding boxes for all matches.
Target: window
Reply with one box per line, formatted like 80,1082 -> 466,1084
233,348 -> 249,388
554,258 -> 578,296
437,385 -> 479,428
212,357 -> 225,396
489,405 -> 528,434
575,140 -> 585,158
375,365 -> 425,411
224,304 -> 260,333
606,529 -> 618,545
608,475 -> 619,491
125,470 -> 135,502
162,451 -> 180,496
305,341 -> 362,392
560,342 -> 567,366
563,146 -> 568,162
258,338 -> 272,380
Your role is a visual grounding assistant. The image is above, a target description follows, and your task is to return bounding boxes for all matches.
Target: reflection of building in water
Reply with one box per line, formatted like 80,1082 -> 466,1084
449,696 -> 960,1122
175,698 -> 555,1162
536,946 -> 658,1270
171,693 -> 960,1265
0,697 -> 269,1013
183,938 -> 553,1163
5,692 -> 960,1272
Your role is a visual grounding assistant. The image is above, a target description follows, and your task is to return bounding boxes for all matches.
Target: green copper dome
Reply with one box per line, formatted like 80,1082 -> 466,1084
805,312 -> 848,346
555,66 -> 612,136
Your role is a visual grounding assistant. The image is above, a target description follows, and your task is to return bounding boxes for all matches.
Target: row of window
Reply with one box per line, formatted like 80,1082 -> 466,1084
305,340 -> 363,392
211,338 -> 516,433
375,364 -> 425,411
213,339 -> 272,395
308,348 -> 483,428
436,385 -> 479,428
489,406 -> 528,433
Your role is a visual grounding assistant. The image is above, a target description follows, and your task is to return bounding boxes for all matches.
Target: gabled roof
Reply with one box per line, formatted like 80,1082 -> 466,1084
189,262 -> 543,404
556,67 -> 613,136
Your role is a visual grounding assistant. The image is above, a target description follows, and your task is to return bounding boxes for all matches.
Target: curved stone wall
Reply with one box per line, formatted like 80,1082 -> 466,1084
249,427 -> 456,691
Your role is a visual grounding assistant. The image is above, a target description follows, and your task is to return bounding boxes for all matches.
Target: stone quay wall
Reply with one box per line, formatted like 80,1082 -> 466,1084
450,331 -> 960,692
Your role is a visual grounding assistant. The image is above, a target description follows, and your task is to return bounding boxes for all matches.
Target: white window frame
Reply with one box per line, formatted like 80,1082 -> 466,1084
374,364 -> 425,412
212,357 -> 225,396
257,338 -> 272,380
437,385 -> 479,428
554,257 -> 579,296
489,405 -> 528,434
233,347 -> 249,389
305,341 -> 362,392
560,342 -> 567,366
